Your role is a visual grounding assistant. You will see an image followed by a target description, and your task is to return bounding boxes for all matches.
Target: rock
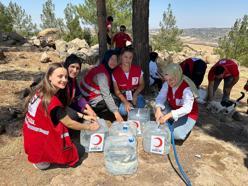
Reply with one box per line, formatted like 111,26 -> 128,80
40,52 -> 51,63
8,32 -> 26,44
55,40 -> 67,53
33,38 -> 41,47
0,50 -> 6,60
5,120 -> 23,137
38,28 -> 60,38
68,38 -> 89,51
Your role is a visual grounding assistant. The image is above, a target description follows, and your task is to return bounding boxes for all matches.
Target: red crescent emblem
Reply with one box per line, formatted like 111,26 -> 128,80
93,134 -> 102,145
154,137 -> 163,147
134,121 -> 139,128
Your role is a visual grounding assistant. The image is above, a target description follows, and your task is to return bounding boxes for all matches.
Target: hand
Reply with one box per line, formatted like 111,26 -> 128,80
158,112 -> 173,124
83,114 -> 97,122
83,104 -> 97,117
155,107 -> 163,122
114,111 -> 124,122
124,101 -> 133,113
87,121 -> 100,131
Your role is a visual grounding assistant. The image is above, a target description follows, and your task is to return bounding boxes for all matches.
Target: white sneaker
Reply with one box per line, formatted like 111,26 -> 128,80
33,162 -> 50,170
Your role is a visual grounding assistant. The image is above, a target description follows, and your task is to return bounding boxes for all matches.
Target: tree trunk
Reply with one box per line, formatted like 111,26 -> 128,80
96,0 -> 107,60
132,0 -> 150,93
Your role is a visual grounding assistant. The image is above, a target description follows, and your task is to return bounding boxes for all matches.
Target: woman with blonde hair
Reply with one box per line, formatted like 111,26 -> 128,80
23,63 -> 99,170
155,63 -> 199,140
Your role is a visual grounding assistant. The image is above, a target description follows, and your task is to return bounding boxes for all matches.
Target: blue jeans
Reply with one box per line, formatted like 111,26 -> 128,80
119,94 -> 146,116
163,103 -> 196,140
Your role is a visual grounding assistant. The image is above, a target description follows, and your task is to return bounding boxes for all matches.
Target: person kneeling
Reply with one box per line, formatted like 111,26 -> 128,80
155,63 -> 199,140
23,63 -> 99,170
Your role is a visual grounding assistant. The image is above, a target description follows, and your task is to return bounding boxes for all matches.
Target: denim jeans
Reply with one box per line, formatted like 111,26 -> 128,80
163,103 -> 196,140
119,94 -> 146,116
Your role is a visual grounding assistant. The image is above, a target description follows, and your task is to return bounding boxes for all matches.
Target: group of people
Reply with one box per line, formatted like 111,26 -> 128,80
23,38 -> 241,170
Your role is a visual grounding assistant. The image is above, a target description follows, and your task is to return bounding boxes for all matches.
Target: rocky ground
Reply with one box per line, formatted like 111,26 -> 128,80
0,43 -> 247,186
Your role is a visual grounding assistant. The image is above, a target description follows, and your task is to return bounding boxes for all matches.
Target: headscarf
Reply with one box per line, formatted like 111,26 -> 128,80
101,49 -> 119,93
63,54 -> 83,73
163,63 -> 199,98
101,49 -> 119,77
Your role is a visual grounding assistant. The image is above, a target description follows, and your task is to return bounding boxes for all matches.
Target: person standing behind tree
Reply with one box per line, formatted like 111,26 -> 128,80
106,16 -> 113,46
180,57 -> 207,88
111,25 -> 132,52
207,59 -> 239,102
112,47 -> 145,116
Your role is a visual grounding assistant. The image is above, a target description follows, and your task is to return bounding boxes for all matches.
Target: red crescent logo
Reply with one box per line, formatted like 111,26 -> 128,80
134,121 -> 139,128
93,134 -> 102,145
154,137 -> 163,147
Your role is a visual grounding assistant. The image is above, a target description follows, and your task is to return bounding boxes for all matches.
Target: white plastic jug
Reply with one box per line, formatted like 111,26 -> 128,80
80,118 -> 109,152
104,135 -> 138,175
143,121 -> 171,155
109,121 -> 137,137
128,108 -> 150,136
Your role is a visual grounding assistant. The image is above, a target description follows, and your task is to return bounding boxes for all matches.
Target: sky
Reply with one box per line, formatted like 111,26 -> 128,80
1,0 -> 248,29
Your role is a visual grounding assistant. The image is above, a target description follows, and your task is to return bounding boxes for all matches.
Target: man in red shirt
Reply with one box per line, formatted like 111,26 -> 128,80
112,25 -> 132,51
207,59 -> 239,102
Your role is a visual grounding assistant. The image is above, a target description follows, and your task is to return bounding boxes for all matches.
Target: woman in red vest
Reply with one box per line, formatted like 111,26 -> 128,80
155,63 -> 199,140
23,63 -> 99,170
80,50 -> 123,122
112,46 -> 145,116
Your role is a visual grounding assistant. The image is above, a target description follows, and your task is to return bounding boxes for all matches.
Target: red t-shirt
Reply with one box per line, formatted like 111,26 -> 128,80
112,32 -> 132,48
208,59 -> 239,81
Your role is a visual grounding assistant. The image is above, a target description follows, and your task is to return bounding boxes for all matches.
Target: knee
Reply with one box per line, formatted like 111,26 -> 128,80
173,129 -> 188,140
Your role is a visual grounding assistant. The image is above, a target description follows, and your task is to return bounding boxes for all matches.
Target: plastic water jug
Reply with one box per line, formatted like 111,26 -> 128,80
80,118 -> 109,152
104,135 -> 138,175
109,121 -> 137,137
128,108 -> 150,136
143,121 -> 171,155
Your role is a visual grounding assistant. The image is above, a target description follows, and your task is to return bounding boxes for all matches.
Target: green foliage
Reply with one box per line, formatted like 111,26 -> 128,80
76,0 -> 132,32
0,2 -> 13,32
40,0 -> 65,32
63,3 -> 83,41
152,4 -> 183,52
214,15 -> 248,67
7,1 -> 38,36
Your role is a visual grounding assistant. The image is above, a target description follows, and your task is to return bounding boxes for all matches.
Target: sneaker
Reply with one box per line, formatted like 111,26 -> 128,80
33,162 -> 50,170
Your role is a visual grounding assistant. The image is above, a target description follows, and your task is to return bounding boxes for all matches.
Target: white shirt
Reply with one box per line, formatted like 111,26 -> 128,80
155,82 -> 194,121
149,60 -> 159,85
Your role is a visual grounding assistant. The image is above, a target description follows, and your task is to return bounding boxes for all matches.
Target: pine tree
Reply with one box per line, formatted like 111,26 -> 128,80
0,2 -> 13,32
152,4 -> 183,52
7,1 -> 38,36
63,3 -> 83,41
40,0 -> 65,32
214,15 -> 248,67
76,0 -> 132,32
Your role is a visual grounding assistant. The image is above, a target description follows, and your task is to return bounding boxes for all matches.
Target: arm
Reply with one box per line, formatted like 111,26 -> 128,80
97,74 -> 123,121
158,87 -> 194,124
113,80 -> 132,112
155,83 -> 168,122
207,80 -> 214,102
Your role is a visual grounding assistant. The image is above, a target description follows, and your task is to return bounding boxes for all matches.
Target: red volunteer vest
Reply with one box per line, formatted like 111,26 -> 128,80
180,58 -> 194,75
80,64 -> 111,101
23,94 -> 79,166
208,59 -> 239,81
112,65 -> 141,92
167,81 -> 198,120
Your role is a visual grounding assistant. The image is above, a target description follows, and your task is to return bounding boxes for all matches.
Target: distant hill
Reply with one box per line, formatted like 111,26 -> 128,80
150,27 -> 230,46
182,28 -> 230,43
